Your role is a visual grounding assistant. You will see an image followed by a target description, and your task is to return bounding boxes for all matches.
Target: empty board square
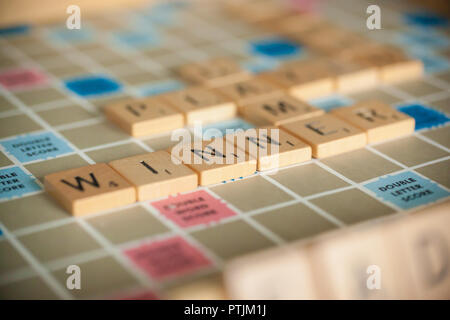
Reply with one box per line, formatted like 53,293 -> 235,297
364,171 -> 449,210
44,163 -> 136,216
0,96 -> 16,112
86,142 -> 147,163
109,151 -> 198,201
373,136 -> 448,167
1,131 -> 73,163
160,87 -> 237,125
144,132 -> 193,151
89,94 -> 133,109
270,163 -> 349,197
124,236 -> 211,280
37,105 -> 97,126
240,94 -> 324,126
348,88 -> 402,105
190,220 -> 275,260
14,87 -> 67,106
46,64 -> 88,79
24,154 -> 88,181
0,114 -> 42,139
210,175 -> 293,212
18,222 -> 101,262
310,189 -> 395,225
0,277 -> 59,300
0,166 -> 41,200
415,159 -> 450,189
421,126 -> 450,149
281,114 -> 367,158
0,151 -> 13,167
331,100 -> 415,143
321,149 -> 402,183
427,96 -> 450,114
60,122 -> 129,149
226,127 -> 311,171
52,256 -> 139,299
87,205 -> 169,244
393,79 -> 442,97
397,104 -> 449,130
0,239 -> 29,275
104,97 -> 184,137
252,203 -> 337,242
0,193 -> 69,231
64,75 -> 122,98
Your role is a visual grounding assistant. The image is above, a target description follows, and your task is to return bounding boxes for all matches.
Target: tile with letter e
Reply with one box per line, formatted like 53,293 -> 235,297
226,127 -> 311,171
169,138 -> 256,186
104,97 -> 184,137
331,100 -> 415,143
214,77 -> 282,109
44,163 -> 136,216
261,59 -> 334,100
109,151 -> 198,201
160,87 -> 237,125
281,114 -> 367,158
175,57 -> 251,87
240,94 -> 324,126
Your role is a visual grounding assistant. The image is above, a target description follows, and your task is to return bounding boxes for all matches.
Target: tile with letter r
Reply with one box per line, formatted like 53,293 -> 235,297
0,131 -> 73,163
0,166 -> 41,200
64,75 -> 122,97
364,171 -> 449,210
397,103 -> 449,130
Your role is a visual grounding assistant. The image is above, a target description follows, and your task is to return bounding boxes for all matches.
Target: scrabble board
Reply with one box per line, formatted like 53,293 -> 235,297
0,0 -> 449,300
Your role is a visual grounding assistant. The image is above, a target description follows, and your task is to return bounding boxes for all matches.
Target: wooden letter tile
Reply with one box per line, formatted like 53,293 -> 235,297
104,97 -> 184,137
109,151 -> 198,201
169,138 -> 256,186
280,114 -> 367,158
175,58 -> 251,87
240,94 -> 324,126
44,163 -> 136,216
331,100 -> 415,143
160,87 -> 237,125
226,127 -> 311,171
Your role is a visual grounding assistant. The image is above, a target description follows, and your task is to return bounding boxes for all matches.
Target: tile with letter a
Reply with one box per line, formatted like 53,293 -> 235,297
331,100 -> 415,143
160,87 -> 237,125
169,138 -> 256,186
281,114 -> 367,158
214,77 -> 282,109
226,127 -> 311,171
104,97 -> 184,137
261,59 -> 334,100
109,151 -> 198,201
240,94 -> 324,126
175,58 -> 251,87
44,163 -> 136,216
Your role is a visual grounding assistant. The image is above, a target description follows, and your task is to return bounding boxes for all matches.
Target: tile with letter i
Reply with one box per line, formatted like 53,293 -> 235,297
331,100 -> 415,143
261,59 -> 335,100
160,87 -> 237,125
175,58 -> 251,87
226,127 -> 311,171
109,151 -> 198,201
169,137 -> 256,186
214,77 -> 283,110
240,94 -> 324,126
44,163 -> 136,216
104,97 -> 184,137
281,114 -> 367,158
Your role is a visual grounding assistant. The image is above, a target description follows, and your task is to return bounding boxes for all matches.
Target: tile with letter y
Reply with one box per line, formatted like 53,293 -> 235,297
44,163 -> 136,216
109,151 -> 198,201
169,137 -> 256,186
331,100 -> 415,143
104,97 -> 184,137
160,87 -> 237,125
240,94 -> 324,126
225,127 -> 311,171
281,114 -> 367,158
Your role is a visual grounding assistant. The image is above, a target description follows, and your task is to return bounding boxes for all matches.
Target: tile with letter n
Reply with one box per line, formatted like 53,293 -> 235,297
169,137 -> 256,186
109,151 -> 198,201
44,163 -> 136,216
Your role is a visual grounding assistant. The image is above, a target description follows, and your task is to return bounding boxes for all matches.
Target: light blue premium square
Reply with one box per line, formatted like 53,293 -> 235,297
364,171 -> 449,210
309,95 -> 353,112
0,166 -> 41,200
1,132 -> 73,163
200,118 -> 254,140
